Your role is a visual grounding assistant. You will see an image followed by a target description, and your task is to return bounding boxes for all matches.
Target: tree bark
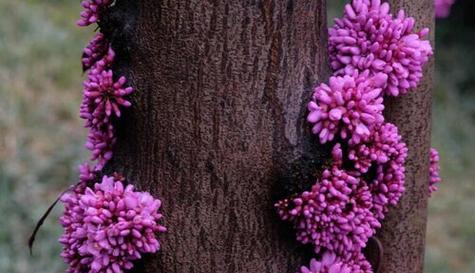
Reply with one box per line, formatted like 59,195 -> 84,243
374,1 -> 434,273
104,1 -> 329,272
102,0 -> 433,272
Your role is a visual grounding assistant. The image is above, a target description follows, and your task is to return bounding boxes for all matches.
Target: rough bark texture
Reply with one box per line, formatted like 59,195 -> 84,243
376,1 -> 434,273
104,1 -> 329,272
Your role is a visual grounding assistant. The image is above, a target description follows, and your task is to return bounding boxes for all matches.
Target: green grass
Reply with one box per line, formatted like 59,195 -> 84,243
0,1 -> 473,273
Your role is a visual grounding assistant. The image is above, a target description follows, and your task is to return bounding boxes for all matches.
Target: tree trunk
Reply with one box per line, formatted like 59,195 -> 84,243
104,1 -> 329,272
102,0 -> 433,272
375,1 -> 434,273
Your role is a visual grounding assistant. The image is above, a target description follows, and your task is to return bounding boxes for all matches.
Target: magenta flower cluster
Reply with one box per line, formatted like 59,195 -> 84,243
77,7 -> 134,171
347,123 -> 408,219
435,0 -> 456,18
77,0 -> 114,27
80,33 -> 134,170
82,33 -> 109,71
59,2 -> 166,273
298,252 -> 371,273
276,167 -> 381,254
307,71 -> 386,145
276,1 -> 437,272
60,175 -> 166,273
429,148 -> 442,195
328,0 -> 433,96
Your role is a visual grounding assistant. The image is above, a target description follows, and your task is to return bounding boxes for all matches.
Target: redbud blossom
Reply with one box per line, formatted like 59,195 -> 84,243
429,147 -> 442,195
307,71 -> 386,145
60,175 -> 166,273
276,167 -> 380,254
77,0 -> 114,27
298,251 -> 372,273
329,0 -> 433,96
82,33 -> 109,71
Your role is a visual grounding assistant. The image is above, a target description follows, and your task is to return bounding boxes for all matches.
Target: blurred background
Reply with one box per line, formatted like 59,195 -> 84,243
0,1 -> 473,273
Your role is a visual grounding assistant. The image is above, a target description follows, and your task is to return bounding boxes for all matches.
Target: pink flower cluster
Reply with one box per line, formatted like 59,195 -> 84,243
347,123 -> 408,219
77,0 -> 114,27
298,252 -> 371,273
77,5 -> 134,171
276,1 -> 435,272
328,0 -> 433,96
276,167 -> 380,254
60,175 -> 166,273
429,148 -> 442,195
435,0 -> 456,18
81,57 -> 134,170
307,71 -> 386,145
82,33 -> 109,71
